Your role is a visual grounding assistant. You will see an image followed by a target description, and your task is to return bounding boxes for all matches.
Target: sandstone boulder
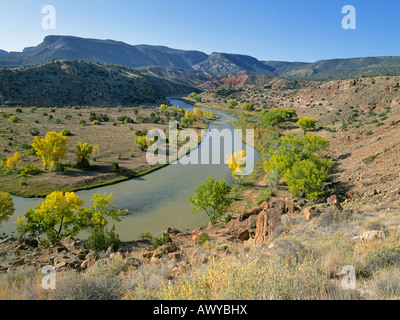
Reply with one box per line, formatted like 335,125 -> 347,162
254,201 -> 284,244
227,214 -> 258,242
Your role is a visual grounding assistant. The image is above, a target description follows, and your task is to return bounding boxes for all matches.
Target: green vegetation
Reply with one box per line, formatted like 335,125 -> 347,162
153,232 -> 172,250
0,191 -> 15,226
261,107 -> 297,127
16,191 -> 125,244
188,92 -> 202,102
242,103 -> 255,111
263,131 -> 331,200
189,177 -> 232,224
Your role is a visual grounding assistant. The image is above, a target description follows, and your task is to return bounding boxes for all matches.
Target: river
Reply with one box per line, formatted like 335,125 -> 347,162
0,99 -> 258,241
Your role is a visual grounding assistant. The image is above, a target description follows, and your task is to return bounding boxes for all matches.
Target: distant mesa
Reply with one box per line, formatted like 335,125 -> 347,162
1,35 -> 400,81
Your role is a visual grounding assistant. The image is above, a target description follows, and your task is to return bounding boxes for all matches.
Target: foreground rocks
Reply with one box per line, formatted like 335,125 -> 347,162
0,236 -> 146,274
226,200 -> 289,244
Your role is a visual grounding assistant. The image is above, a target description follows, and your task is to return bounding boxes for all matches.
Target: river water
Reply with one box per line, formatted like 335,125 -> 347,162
1,99 -> 258,241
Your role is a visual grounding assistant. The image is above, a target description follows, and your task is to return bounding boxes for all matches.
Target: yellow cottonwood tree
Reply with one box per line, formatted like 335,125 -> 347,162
5,152 -> 21,172
76,142 -> 94,168
0,191 -> 14,225
16,191 -> 84,240
226,150 -> 247,183
32,131 -> 68,171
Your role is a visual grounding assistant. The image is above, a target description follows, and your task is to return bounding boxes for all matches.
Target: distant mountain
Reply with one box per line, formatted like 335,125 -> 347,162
192,52 -> 275,76
1,35 -> 400,81
0,35 -> 208,69
136,65 -> 215,87
262,56 -> 400,79
0,60 -> 199,107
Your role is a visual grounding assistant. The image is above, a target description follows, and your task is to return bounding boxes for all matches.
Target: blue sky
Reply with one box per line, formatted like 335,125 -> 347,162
0,0 -> 398,62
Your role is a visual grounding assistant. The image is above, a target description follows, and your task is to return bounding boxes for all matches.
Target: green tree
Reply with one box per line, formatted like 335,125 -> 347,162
285,158 -> 332,200
77,193 -> 126,231
227,99 -> 238,109
0,192 -> 14,225
242,103 -> 255,111
77,193 -> 126,251
188,92 -> 202,102
189,178 -> 232,224
302,134 -> 330,153
262,108 -> 297,127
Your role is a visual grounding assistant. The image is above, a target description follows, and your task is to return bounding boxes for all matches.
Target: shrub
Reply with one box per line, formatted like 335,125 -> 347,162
262,108 -> 297,127
29,129 -> 40,136
242,103 -> 255,111
86,226 -> 121,252
9,115 -> 20,123
371,268 -> 400,299
365,219 -> 386,231
51,269 -> 123,300
153,232 -> 172,250
363,154 -> 378,164
111,162 -> 120,172
140,230 -> 153,240
198,233 -> 209,246
60,129 -> 72,136
188,92 -> 202,102
180,117 -> 194,128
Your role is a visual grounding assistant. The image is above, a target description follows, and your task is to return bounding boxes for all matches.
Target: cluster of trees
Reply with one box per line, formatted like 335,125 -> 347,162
1,131 -> 100,176
13,191 -> 126,249
188,92 -> 202,103
31,131 -> 99,171
264,133 -> 332,200
261,107 -> 297,127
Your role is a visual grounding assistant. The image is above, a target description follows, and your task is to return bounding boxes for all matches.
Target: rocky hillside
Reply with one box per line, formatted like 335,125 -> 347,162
192,52 -> 276,77
264,56 -> 400,80
0,60 -> 199,107
136,65 -> 215,87
201,75 -> 400,200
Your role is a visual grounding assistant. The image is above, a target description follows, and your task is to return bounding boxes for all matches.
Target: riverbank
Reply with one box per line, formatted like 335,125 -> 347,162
0,101 -> 214,198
